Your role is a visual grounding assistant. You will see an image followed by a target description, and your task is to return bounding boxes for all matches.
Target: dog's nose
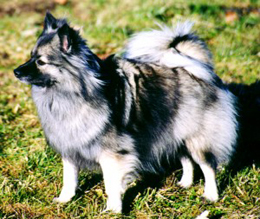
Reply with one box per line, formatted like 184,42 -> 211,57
14,68 -> 21,77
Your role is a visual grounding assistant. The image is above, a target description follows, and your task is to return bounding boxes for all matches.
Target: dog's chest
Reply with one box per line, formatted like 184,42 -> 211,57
32,89 -> 108,152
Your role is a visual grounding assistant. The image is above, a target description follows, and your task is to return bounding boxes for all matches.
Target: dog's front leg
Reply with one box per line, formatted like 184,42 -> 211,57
99,152 -> 124,213
99,151 -> 137,213
53,158 -> 79,203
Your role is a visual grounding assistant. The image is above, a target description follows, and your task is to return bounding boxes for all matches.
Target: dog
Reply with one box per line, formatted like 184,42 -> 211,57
14,12 -> 238,213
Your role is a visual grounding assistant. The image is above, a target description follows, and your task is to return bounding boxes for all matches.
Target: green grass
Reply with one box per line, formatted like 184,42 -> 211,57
0,0 -> 260,218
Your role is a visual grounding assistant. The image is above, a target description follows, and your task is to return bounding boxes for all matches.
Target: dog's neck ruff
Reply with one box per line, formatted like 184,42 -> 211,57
31,83 -> 110,158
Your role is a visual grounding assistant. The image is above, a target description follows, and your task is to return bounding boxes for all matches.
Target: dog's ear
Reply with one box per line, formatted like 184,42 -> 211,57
58,23 -> 72,53
44,11 -> 58,30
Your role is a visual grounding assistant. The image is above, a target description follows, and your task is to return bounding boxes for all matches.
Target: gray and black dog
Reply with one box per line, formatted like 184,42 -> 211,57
14,12 -> 238,213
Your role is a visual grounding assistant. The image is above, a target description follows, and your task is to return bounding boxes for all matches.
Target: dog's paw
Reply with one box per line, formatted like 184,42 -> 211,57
202,190 -> 219,202
104,205 -> 122,214
177,179 -> 192,188
53,189 -> 75,204
53,196 -> 72,203
104,199 -> 122,213
103,206 -> 122,214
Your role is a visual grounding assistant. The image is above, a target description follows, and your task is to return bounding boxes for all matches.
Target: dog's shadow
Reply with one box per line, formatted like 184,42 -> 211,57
122,173 -> 165,214
75,170 -> 165,214
74,145 -> 260,215
218,140 -> 260,193
219,81 -> 260,191
74,172 -> 103,199
74,140 -> 260,215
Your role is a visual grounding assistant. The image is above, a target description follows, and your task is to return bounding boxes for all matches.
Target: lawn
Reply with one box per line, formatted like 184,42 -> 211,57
0,0 -> 259,218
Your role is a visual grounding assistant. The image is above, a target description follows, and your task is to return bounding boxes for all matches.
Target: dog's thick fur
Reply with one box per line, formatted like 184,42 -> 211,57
14,12 -> 238,213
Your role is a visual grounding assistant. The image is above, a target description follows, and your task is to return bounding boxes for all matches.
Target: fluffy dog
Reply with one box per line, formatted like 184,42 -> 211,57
14,12 -> 238,213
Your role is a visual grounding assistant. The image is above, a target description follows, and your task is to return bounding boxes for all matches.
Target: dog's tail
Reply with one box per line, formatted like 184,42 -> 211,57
124,22 -> 216,83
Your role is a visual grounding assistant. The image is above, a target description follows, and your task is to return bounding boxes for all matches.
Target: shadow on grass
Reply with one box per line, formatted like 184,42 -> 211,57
228,81 -> 260,170
122,173 -> 164,214
75,172 -> 103,199
219,81 -> 260,190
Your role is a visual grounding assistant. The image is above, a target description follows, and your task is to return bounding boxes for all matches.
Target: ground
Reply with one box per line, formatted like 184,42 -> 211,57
0,0 -> 259,218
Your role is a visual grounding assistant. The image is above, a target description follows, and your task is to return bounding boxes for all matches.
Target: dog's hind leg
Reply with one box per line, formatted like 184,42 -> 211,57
99,151 -> 137,213
185,138 -> 219,202
178,156 -> 194,188
199,162 -> 218,201
53,158 -> 79,203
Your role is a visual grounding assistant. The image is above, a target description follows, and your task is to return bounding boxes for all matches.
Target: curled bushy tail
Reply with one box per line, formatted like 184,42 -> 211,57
124,22 -> 217,83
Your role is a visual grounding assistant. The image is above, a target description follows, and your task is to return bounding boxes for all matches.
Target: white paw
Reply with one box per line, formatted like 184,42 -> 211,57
178,179 -> 192,188
104,199 -> 122,213
203,190 -> 219,202
53,195 -> 73,203
195,210 -> 210,219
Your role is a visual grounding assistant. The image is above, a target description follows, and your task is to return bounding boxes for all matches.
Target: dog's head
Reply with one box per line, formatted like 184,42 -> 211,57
14,12 -> 101,90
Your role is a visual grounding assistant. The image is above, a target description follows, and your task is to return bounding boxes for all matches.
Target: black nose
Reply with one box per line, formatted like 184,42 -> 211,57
14,68 -> 21,77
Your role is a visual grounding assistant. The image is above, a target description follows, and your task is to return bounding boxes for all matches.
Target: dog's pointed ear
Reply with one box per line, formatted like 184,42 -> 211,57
44,11 -> 57,30
58,23 -> 72,53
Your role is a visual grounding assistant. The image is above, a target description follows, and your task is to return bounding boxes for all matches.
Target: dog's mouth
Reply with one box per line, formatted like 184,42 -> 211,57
32,78 -> 57,87
15,75 -> 31,85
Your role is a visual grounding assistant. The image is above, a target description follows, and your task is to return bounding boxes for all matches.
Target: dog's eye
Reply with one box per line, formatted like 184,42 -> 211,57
37,60 -> 46,66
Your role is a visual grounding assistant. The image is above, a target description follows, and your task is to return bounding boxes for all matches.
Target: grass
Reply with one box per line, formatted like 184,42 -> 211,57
0,0 -> 260,218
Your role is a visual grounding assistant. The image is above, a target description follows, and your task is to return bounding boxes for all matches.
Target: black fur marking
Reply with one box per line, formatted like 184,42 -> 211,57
171,68 -> 181,114
37,33 -> 56,48
79,71 -> 91,101
48,97 -> 54,112
51,23 -> 58,29
44,11 -> 57,30
204,151 -> 217,170
204,89 -> 218,107
117,149 -> 129,155
169,34 -> 198,48
123,64 -> 182,173
101,55 -> 129,128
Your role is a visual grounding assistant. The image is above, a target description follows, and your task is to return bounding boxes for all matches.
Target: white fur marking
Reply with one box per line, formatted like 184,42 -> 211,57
99,150 -> 138,213
160,50 -> 213,83
195,210 -> 210,219
199,163 -> 219,202
99,152 -> 124,213
53,158 -> 78,203
178,157 -> 194,188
